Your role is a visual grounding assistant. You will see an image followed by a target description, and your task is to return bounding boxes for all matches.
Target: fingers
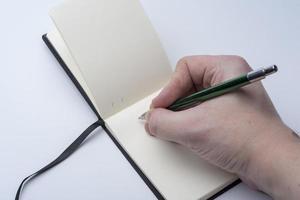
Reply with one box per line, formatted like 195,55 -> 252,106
151,55 -> 252,109
144,108 -> 195,145
151,58 -> 196,109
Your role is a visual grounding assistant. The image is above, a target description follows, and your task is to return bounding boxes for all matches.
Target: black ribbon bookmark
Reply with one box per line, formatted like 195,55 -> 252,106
15,120 -> 104,200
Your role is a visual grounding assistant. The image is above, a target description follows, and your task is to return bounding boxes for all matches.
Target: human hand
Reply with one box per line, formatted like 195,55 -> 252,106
145,55 -> 300,199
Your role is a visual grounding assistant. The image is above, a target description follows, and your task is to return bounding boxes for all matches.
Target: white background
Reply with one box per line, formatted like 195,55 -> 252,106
1,0 -> 299,199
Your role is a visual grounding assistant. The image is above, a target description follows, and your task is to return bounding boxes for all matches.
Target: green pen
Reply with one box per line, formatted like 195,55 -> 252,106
139,65 -> 278,120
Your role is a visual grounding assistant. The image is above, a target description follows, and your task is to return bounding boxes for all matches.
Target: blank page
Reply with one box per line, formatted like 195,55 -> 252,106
47,28 -> 101,114
106,90 -> 236,200
49,0 -> 172,119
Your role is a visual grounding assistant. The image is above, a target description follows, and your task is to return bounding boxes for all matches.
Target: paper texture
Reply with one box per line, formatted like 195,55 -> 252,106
50,0 -> 172,119
106,91 -> 236,200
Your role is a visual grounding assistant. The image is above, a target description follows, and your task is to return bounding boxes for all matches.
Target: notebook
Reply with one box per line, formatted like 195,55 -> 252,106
26,0 -> 238,199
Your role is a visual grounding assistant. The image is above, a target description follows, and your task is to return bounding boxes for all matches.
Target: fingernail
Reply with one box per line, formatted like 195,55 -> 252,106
144,122 -> 151,135
145,110 -> 152,122
145,122 -> 155,136
150,103 -> 154,109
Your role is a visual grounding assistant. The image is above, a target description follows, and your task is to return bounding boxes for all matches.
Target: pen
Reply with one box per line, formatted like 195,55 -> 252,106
139,65 -> 278,120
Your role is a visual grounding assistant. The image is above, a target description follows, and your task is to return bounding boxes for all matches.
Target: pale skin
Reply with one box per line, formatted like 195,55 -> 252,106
144,55 -> 300,200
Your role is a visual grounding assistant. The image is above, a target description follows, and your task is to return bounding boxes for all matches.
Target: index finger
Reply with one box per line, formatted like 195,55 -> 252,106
151,57 -> 196,108
151,55 -> 251,109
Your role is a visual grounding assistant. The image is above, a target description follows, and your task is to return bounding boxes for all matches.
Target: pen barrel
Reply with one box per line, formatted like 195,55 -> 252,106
168,74 -> 249,111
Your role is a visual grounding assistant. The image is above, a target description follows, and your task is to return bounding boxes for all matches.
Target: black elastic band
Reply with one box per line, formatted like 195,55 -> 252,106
15,120 -> 104,200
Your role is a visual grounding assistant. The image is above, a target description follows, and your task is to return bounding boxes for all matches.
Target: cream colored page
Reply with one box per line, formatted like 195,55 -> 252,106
47,31 -> 235,200
47,29 -> 100,114
49,0 -> 172,119
106,91 -> 237,200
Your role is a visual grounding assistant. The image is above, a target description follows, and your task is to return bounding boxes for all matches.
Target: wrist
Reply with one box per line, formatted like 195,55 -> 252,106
244,122 -> 300,199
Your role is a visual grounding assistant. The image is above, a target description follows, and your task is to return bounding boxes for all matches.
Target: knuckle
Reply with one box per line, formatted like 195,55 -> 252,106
231,55 -> 247,63
218,55 -> 252,74
170,75 -> 184,90
176,55 -> 197,70
231,55 -> 252,71
178,56 -> 190,63
176,57 -> 188,70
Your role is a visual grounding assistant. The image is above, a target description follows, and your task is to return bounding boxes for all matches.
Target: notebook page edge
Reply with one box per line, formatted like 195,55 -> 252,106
46,28 -> 101,114
49,0 -> 172,119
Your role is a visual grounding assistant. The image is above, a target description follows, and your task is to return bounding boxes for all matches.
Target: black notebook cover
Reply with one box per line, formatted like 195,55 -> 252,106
42,33 -> 241,200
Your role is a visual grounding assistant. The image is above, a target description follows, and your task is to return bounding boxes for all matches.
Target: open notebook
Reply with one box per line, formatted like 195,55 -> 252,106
21,0 -> 238,199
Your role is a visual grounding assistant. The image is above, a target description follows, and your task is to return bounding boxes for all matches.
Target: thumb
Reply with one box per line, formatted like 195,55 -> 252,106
145,108 -> 191,145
